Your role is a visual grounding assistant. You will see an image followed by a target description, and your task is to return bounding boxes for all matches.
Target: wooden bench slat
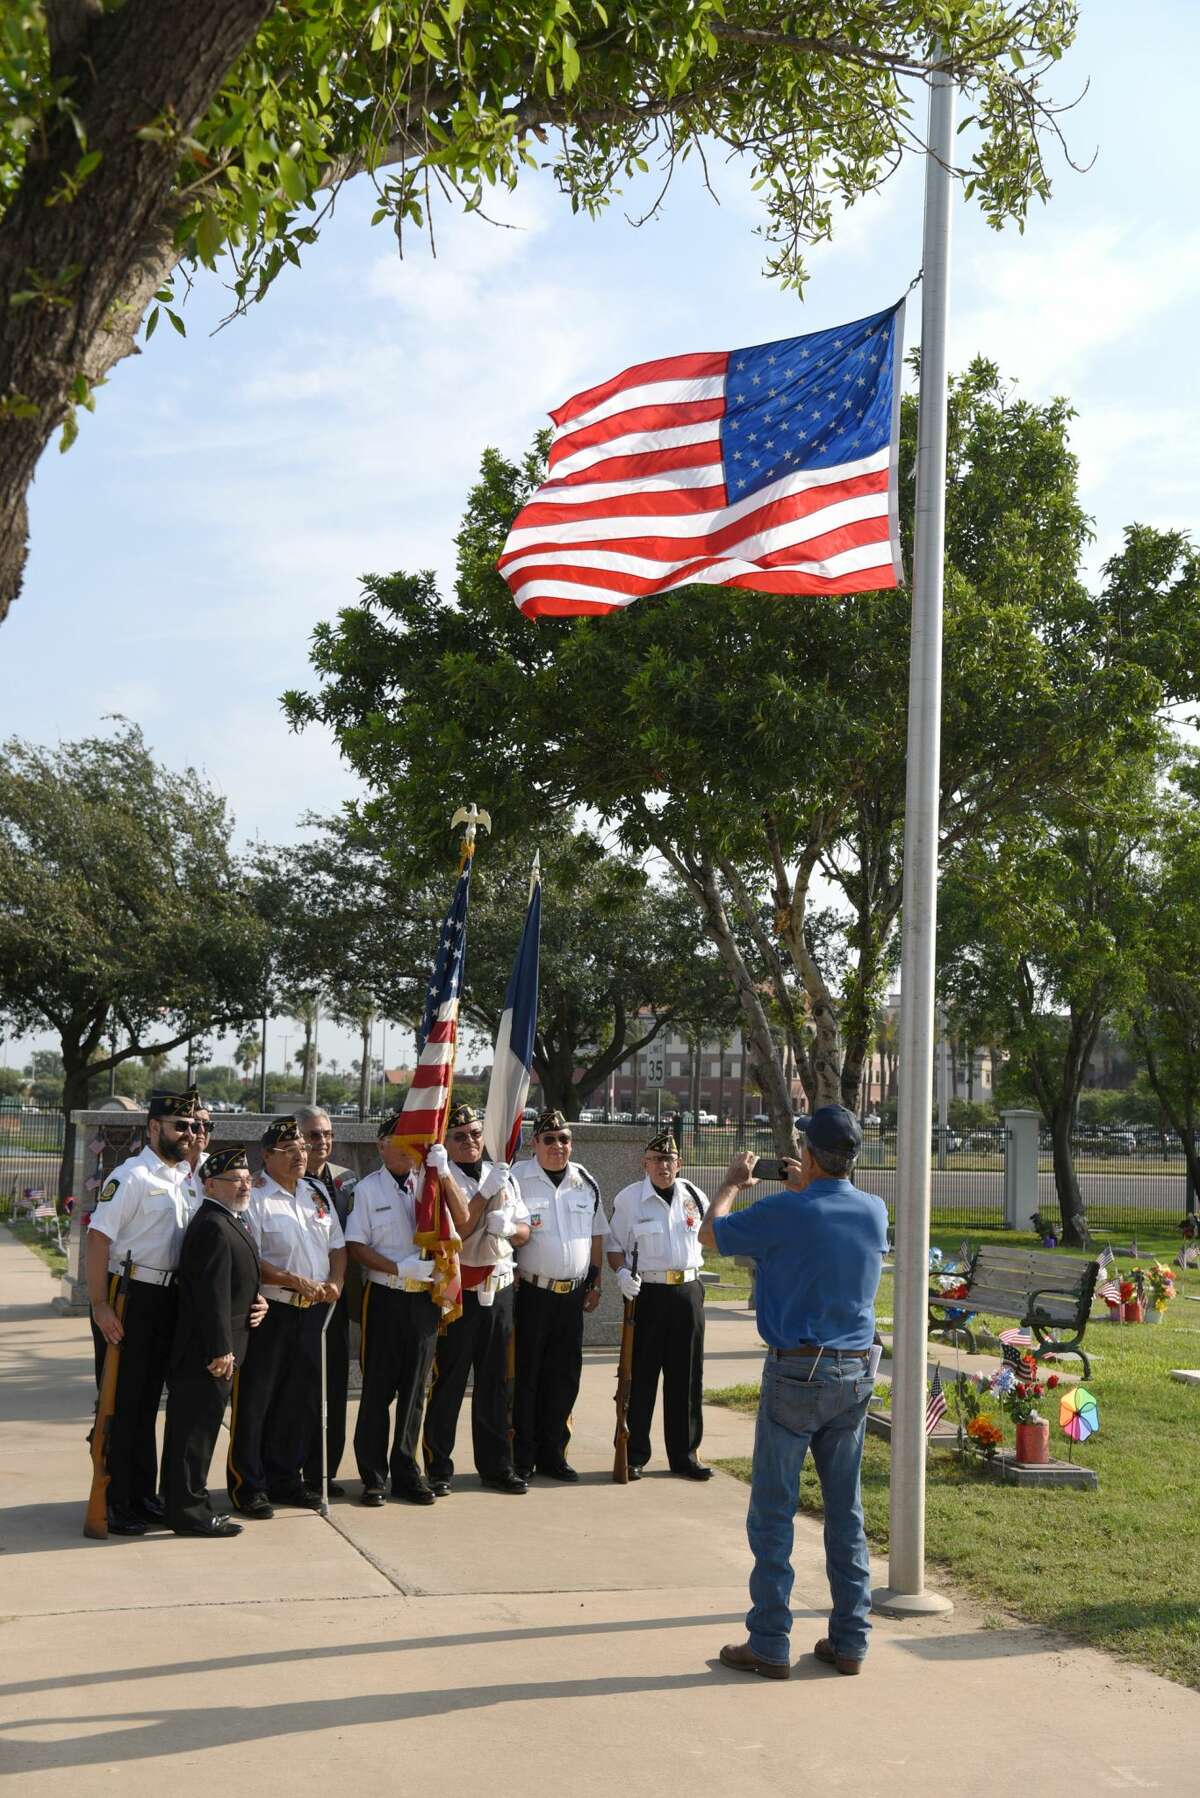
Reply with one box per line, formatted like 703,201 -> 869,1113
929,1242 -> 1097,1375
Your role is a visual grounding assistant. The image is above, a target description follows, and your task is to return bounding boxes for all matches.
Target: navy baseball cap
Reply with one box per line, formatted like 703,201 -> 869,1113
795,1105 -> 863,1153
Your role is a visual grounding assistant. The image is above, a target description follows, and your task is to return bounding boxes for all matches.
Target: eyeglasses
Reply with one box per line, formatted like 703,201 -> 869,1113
646,1152 -> 679,1163
169,1120 -> 201,1134
303,1130 -> 333,1141
450,1127 -> 484,1142
196,1121 -> 212,1135
539,1133 -> 572,1146
211,1173 -> 251,1188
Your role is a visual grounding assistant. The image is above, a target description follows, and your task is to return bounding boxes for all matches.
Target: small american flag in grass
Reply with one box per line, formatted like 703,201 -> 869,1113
925,1365 -> 948,1435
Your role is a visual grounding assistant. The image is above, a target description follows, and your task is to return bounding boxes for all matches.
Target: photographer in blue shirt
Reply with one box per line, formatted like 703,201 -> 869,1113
700,1105 -> 889,1681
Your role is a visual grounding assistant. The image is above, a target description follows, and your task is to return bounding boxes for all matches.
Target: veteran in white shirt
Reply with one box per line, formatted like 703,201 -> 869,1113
606,1127 -> 713,1481
510,1108 -> 606,1483
226,1117 -> 345,1519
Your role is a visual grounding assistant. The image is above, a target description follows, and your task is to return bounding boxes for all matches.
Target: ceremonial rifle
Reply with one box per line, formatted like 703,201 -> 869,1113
612,1247 -> 638,1484
83,1251 -> 132,1540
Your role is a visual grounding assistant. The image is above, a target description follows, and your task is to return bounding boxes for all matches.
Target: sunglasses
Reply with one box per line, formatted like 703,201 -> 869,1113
539,1133 -> 572,1146
450,1127 -> 484,1141
168,1120 -> 202,1134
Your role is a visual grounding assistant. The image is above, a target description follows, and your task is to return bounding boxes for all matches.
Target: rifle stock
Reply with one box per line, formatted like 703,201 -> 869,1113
613,1248 -> 638,1484
83,1252 -> 131,1540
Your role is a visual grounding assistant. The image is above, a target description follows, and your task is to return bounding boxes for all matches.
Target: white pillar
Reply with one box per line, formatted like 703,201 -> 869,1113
1001,1108 -> 1041,1231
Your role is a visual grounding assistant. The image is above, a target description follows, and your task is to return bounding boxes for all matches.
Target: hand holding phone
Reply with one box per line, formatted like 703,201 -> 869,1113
751,1157 -> 786,1182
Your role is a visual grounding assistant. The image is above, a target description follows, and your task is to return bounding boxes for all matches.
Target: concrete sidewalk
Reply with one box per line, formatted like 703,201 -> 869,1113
1,1229 -> 1195,1795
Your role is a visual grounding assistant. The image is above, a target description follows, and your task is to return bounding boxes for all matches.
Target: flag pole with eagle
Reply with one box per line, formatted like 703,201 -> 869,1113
389,805 -> 491,1327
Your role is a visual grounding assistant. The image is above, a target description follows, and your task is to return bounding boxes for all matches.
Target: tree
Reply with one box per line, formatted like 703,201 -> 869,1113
939,762 -> 1161,1244
1128,757 -> 1200,1201
284,368 -> 1200,1158
0,2 -> 1081,618
0,721 -> 270,1191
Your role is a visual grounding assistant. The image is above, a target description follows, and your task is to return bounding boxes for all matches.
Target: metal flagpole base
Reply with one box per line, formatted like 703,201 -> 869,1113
871,1585 -> 954,1619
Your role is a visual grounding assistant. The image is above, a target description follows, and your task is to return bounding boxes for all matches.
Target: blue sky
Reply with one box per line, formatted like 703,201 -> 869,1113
2,1 -> 1197,1076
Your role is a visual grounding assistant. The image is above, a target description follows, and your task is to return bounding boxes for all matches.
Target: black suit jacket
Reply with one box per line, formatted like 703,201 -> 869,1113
172,1198 -> 261,1370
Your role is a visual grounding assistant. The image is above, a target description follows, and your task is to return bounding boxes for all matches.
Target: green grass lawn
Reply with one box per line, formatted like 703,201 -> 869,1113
707,1231 -> 1200,1688
5,1219 -> 68,1278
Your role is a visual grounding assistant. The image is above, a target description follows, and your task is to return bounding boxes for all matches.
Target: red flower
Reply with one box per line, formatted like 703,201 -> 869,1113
1046,1373 -> 1060,1389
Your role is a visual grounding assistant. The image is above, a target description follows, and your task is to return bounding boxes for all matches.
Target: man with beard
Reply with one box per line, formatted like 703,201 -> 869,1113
226,1118 -> 346,1518
422,1104 -> 531,1497
86,1088 -> 200,1535
510,1109 -> 605,1482
606,1127 -> 712,1481
296,1105 -> 357,1499
163,1146 -> 266,1537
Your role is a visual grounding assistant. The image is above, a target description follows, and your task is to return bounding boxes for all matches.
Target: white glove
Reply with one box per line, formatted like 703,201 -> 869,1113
426,1143 -> 450,1175
479,1160 -> 510,1200
485,1209 -> 514,1240
617,1266 -> 642,1302
396,1255 -> 435,1283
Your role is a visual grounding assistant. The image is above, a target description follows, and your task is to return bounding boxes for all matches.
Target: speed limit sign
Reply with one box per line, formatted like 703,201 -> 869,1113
646,1055 -> 664,1084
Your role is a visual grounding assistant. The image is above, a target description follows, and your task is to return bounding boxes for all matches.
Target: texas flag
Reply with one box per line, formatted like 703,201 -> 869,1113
483,856 -> 542,1164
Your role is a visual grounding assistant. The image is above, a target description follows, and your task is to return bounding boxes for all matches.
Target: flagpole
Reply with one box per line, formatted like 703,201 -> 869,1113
873,49 -> 956,1621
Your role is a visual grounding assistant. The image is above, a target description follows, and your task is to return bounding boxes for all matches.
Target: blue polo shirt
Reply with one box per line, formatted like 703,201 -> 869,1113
712,1177 -> 889,1350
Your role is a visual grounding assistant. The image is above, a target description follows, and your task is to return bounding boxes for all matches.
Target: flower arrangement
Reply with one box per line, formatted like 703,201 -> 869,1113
966,1415 -> 1003,1459
1000,1373 -> 1060,1424
1030,1208 -> 1058,1247
1142,1262 -> 1176,1312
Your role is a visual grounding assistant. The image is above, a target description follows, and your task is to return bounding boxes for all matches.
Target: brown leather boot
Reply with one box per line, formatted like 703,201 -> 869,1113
719,1641 -> 791,1680
814,1637 -> 863,1675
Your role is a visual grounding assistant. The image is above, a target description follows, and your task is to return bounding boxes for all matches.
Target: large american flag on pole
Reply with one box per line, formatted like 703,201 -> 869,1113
391,856 -> 473,1323
498,302 -> 905,618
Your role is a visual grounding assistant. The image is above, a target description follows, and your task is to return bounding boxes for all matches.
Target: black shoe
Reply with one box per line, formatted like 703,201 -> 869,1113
428,1479 -> 452,1498
481,1471 -> 528,1495
673,1461 -> 714,1481
237,1493 -> 275,1520
628,1465 -> 644,1481
327,1482 -> 346,1498
132,1495 -> 166,1523
270,1486 -> 323,1510
392,1482 -> 437,1506
305,1478 -> 346,1498
515,1466 -> 535,1482
360,1487 -> 386,1507
173,1515 -> 243,1539
106,1507 -> 147,1537
537,1462 -> 580,1483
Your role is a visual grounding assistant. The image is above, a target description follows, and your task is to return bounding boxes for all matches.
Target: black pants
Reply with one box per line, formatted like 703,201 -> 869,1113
513,1281 -> 585,1472
423,1282 -> 515,1482
627,1279 -> 705,1470
304,1290 -> 348,1488
354,1284 -> 439,1493
163,1366 -> 231,1528
227,1300 -> 327,1506
90,1279 -> 178,1514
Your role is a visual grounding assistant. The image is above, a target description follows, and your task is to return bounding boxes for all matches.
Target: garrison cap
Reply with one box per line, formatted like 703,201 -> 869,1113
446,1103 -> 482,1131
377,1111 -> 405,1140
261,1116 -> 302,1149
204,1144 -> 249,1178
532,1107 -> 569,1137
644,1127 -> 679,1157
148,1086 -> 199,1121
796,1105 -> 863,1154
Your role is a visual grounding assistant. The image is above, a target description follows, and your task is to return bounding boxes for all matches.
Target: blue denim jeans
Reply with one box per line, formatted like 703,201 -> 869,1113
745,1353 -> 874,1665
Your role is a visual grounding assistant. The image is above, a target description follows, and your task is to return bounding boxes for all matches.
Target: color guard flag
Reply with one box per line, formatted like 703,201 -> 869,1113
499,302 -> 905,617
391,857 -> 473,1323
483,856 -> 542,1165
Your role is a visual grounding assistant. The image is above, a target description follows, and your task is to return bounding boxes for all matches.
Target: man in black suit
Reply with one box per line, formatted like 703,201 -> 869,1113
163,1146 -> 265,1538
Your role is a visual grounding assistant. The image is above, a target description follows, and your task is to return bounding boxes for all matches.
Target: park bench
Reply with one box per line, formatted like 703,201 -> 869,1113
928,1243 -> 1100,1378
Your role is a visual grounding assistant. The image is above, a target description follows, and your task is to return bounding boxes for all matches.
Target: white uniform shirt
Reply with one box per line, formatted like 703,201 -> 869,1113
453,1161 -> 531,1289
607,1176 -> 707,1274
344,1166 -> 420,1280
511,1160 -> 602,1282
246,1172 -> 345,1290
88,1144 -> 193,1274
184,1158 -> 207,1212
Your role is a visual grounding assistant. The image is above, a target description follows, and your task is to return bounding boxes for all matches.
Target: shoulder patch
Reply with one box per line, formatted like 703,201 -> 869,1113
252,1175 -> 267,1189
681,1180 -> 708,1213
98,1178 -> 119,1203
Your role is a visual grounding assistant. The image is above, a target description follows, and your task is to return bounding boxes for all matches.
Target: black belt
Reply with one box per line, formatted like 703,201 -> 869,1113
770,1345 -> 870,1360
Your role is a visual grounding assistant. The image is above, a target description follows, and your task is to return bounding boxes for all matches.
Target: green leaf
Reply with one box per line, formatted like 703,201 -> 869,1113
145,307 -> 160,339
196,210 -> 223,265
277,154 -> 306,205
166,309 -> 186,337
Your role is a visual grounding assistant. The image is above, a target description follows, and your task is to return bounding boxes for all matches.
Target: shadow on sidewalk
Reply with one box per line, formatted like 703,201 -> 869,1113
2,1664 -> 819,1772
0,1609 -> 758,1702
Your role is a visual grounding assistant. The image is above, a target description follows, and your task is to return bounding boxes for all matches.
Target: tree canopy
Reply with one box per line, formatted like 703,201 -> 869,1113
0,1 -> 1081,617
0,719 -> 268,1184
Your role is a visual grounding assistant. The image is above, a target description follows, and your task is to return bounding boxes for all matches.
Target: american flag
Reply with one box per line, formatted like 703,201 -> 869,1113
391,857 -> 473,1323
498,304 -> 905,618
1002,1342 -> 1034,1373
1097,1245 -> 1115,1273
998,1326 -> 1033,1347
925,1365 -> 947,1435
1098,1277 -> 1122,1303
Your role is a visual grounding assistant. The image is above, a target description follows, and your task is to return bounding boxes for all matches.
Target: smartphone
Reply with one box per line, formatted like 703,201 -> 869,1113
752,1157 -> 787,1181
